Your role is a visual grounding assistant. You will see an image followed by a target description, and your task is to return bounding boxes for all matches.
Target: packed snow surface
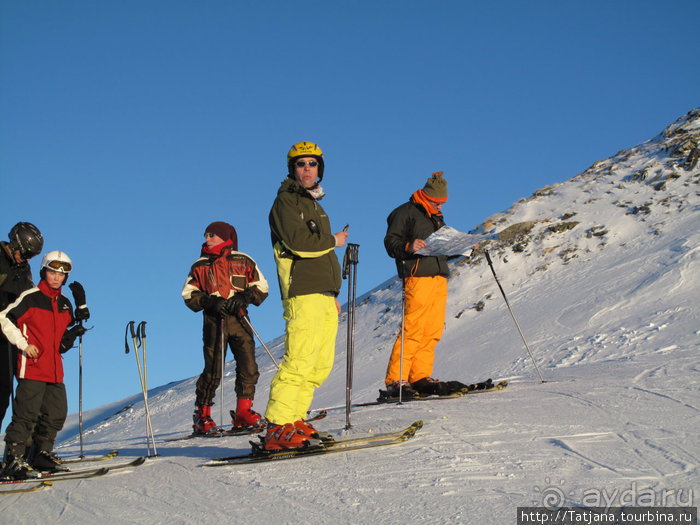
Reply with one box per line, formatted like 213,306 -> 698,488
2,110 -> 698,523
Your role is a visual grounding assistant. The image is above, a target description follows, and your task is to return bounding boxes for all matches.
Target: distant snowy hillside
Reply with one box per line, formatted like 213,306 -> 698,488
2,109 -> 698,524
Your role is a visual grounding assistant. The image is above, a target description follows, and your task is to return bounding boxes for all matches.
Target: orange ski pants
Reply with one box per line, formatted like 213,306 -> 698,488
385,275 -> 448,385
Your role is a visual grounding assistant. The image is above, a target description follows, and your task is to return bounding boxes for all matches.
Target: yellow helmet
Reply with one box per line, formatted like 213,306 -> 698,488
287,141 -> 325,181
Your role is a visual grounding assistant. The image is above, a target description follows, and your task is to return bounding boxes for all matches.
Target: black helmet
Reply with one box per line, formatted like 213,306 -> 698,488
8,222 -> 43,260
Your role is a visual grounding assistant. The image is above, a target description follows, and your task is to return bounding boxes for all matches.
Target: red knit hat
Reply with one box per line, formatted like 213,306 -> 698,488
205,221 -> 238,249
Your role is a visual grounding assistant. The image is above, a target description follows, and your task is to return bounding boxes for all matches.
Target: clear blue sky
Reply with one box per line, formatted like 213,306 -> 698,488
2,1 -> 698,430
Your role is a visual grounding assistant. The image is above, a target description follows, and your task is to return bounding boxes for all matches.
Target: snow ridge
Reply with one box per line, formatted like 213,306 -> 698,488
2,109 -> 698,524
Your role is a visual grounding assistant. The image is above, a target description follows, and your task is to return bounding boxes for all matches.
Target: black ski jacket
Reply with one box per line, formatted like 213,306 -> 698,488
384,198 -> 450,279
0,242 -> 34,313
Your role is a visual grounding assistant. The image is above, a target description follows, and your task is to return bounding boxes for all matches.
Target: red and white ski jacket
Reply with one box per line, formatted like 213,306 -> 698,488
0,280 -> 74,383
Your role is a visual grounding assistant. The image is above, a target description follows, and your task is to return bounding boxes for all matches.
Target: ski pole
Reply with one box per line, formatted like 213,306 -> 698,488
220,316 -> 225,433
139,323 -> 157,454
131,321 -> 155,455
126,321 -> 148,455
342,243 -> 359,429
140,322 -> 148,445
7,341 -> 14,406
68,282 -> 89,458
125,321 -> 158,456
138,321 -> 157,454
484,250 -> 545,383
241,315 -> 279,368
398,278 -> 406,404
78,321 -> 84,458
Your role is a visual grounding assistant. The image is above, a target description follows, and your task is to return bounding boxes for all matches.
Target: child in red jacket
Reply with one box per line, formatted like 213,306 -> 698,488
0,251 -> 87,480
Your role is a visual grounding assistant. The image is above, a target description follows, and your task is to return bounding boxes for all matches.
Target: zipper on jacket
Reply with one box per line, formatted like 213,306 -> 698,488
52,295 -> 60,383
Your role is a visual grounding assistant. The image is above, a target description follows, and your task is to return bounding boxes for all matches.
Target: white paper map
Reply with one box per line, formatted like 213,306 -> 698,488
415,226 -> 497,256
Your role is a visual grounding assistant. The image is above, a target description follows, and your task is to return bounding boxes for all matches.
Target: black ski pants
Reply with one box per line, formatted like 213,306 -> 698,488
195,313 -> 259,407
0,338 -> 17,427
4,379 -> 67,455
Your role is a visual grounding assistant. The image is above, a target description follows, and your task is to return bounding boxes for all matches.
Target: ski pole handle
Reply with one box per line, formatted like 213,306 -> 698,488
342,243 -> 360,278
348,243 -> 359,265
125,321 -> 135,354
342,247 -> 350,279
139,321 -> 147,339
130,321 -> 142,349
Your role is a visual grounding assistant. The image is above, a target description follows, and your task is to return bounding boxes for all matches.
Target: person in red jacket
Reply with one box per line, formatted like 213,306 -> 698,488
0,251 -> 86,480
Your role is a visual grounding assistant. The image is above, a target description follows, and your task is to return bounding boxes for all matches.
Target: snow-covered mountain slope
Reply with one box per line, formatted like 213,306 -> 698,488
2,109 -> 698,523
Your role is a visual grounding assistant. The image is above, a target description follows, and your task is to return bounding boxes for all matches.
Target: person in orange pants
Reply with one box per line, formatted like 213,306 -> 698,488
385,275 -> 448,389
383,172 -> 455,398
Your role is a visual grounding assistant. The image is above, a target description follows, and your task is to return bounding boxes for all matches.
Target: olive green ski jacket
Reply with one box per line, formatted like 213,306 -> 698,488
269,177 -> 342,300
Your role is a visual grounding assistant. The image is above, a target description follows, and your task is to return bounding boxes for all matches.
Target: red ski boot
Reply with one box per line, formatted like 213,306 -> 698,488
232,398 -> 265,429
293,419 -> 319,439
263,423 -> 311,451
193,405 -> 218,434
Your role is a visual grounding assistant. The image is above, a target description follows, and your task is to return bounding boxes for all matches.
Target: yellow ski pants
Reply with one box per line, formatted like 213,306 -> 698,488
265,293 -> 338,425
385,275 -> 448,385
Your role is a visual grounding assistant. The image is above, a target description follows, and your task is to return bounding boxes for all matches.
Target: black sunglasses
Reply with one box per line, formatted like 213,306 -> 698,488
295,160 -> 318,168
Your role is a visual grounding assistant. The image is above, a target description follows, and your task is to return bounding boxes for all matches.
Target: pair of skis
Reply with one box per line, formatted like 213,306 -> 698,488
166,409 -> 328,442
360,378 -> 509,407
198,380 -> 505,467
60,449 -> 119,464
203,420 -> 423,467
0,456 -> 146,495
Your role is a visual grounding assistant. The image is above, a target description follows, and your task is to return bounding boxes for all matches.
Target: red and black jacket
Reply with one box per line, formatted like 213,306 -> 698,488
182,242 -> 269,313
0,280 -> 74,383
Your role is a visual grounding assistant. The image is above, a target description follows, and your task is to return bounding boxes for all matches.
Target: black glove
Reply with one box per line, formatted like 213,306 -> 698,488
69,281 -> 86,305
69,281 -> 90,321
224,293 -> 249,318
60,325 -> 87,353
74,305 -> 90,322
202,295 -> 227,316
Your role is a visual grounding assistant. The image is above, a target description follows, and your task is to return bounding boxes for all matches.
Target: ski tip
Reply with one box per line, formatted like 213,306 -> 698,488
403,420 -> 424,437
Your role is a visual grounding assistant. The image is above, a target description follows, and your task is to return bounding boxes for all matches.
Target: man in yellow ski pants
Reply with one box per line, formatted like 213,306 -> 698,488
264,141 -> 348,450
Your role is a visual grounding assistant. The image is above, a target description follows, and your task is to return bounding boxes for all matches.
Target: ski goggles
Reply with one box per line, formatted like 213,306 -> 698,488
46,260 -> 72,273
295,160 -> 319,168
